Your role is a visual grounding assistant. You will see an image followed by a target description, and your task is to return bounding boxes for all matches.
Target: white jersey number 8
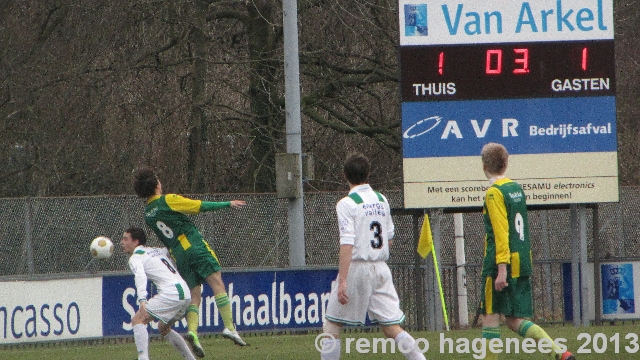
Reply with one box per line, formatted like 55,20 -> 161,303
156,221 -> 174,239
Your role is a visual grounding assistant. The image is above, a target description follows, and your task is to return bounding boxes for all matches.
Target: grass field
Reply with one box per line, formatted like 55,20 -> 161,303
3,323 -> 640,359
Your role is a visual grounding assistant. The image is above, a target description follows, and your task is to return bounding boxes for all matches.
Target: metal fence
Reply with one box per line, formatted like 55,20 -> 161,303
2,187 -> 640,328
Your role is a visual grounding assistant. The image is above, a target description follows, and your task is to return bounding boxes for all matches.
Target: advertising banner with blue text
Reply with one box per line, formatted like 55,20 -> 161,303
102,268 -> 337,336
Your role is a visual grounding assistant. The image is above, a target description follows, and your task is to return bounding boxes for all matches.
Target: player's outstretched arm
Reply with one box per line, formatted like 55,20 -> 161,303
230,200 -> 246,208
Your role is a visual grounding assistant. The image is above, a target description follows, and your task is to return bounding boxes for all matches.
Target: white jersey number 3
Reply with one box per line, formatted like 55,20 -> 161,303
370,221 -> 383,249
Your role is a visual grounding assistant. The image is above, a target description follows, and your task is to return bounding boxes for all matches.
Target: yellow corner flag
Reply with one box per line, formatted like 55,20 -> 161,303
417,214 -> 433,258
416,213 -> 450,330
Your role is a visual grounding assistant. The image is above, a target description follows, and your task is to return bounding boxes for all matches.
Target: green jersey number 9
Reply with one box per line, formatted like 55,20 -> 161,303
515,213 -> 525,241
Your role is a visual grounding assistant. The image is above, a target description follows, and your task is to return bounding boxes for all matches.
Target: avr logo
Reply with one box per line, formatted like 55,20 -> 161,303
403,116 -> 442,139
403,117 -> 520,139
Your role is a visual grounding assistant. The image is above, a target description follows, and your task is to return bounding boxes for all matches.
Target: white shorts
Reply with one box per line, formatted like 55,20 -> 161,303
145,295 -> 191,325
325,261 -> 405,326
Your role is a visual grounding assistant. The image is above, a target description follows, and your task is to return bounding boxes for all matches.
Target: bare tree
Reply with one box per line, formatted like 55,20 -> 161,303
0,0 -> 638,197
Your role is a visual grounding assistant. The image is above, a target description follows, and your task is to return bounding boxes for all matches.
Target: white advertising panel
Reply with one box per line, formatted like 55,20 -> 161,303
399,0 -> 614,45
0,278 -> 103,344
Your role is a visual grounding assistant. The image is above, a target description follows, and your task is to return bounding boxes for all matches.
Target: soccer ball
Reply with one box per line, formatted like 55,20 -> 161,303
90,236 -> 114,259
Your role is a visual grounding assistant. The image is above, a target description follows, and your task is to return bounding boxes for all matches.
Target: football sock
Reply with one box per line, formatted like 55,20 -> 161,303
519,320 -> 564,357
186,304 -> 199,334
320,338 -> 341,360
482,326 -> 501,360
395,331 -> 426,360
215,293 -> 235,331
165,329 -> 197,360
133,324 -> 149,360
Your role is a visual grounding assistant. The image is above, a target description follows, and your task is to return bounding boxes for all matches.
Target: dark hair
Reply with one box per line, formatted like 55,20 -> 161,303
133,168 -> 158,198
343,152 -> 370,185
125,227 -> 147,246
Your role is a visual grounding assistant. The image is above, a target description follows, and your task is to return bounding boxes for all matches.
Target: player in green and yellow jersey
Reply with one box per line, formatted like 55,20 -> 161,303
479,143 -> 574,360
134,169 -> 248,358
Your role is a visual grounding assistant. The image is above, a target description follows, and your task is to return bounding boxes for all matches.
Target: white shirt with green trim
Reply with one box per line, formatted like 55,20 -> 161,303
128,245 -> 190,303
336,184 -> 394,262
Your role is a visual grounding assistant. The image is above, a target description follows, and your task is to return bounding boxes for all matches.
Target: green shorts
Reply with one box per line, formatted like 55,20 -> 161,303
480,276 -> 532,318
170,238 -> 222,289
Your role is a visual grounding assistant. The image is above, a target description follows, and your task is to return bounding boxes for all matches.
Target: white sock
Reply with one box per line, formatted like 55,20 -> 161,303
320,338 -> 341,360
133,324 -> 149,360
395,331 -> 426,360
165,330 -> 197,360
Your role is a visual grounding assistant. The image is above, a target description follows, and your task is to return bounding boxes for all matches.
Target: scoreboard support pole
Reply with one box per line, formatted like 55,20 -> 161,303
579,205 -> 591,327
571,204 -> 591,327
593,204 -> 602,325
570,205 -> 580,327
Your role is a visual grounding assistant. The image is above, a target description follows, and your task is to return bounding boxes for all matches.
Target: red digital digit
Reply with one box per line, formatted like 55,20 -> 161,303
582,47 -> 588,71
513,48 -> 529,74
438,51 -> 444,75
486,49 -> 502,75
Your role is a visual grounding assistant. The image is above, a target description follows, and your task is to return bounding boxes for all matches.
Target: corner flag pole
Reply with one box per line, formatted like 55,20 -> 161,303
431,241 -> 449,331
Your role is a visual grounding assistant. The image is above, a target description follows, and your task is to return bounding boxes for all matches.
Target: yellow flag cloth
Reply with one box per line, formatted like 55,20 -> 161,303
417,214 -> 433,258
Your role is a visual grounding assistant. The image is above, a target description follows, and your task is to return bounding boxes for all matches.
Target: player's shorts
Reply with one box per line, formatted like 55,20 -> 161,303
170,238 -> 222,289
480,276 -> 533,318
145,295 -> 191,325
325,261 -> 405,326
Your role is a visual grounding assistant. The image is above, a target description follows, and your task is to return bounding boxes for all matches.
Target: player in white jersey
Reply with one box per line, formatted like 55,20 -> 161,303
321,153 -> 426,360
121,227 -> 197,360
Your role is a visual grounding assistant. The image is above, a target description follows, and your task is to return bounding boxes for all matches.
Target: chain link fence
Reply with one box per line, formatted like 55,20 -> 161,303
2,188 -> 640,327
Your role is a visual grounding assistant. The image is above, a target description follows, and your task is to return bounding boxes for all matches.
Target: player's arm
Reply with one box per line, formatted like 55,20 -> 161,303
165,194 -> 245,214
129,257 -> 149,303
337,244 -> 353,305
486,187 -> 510,291
336,199 -> 356,305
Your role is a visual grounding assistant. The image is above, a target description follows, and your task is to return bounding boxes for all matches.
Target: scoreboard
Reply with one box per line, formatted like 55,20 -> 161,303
400,41 -> 615,100
399,0 -> 618,209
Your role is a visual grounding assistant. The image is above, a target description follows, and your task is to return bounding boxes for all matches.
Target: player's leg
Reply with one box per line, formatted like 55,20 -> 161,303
195,241 -> 247,346
204,271 -> 247,346
131,309 -> 152,360
505,276 -> 575,360
159,321 -> 197,360
367,262 -> 424,360
381,324 -> 425,360
322,262 -> 373,360
505,316 -> 575,359
186,285 -> 202,334
184,285 -> 205,358
480,276 -> 501,360
171,249 -> 206,357
320,319 -> 343,360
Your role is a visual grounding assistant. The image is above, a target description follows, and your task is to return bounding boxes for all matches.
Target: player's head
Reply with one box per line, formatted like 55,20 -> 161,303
121,227 -> 147,254
124,227 -> 147,246
124,226 -> 147,245
343,152 -> 370,185
133,168 -> 160,198
481,142 -> 508,176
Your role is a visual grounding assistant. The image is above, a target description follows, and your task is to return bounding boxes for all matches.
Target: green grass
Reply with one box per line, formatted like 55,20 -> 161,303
3,323 -> 640,359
